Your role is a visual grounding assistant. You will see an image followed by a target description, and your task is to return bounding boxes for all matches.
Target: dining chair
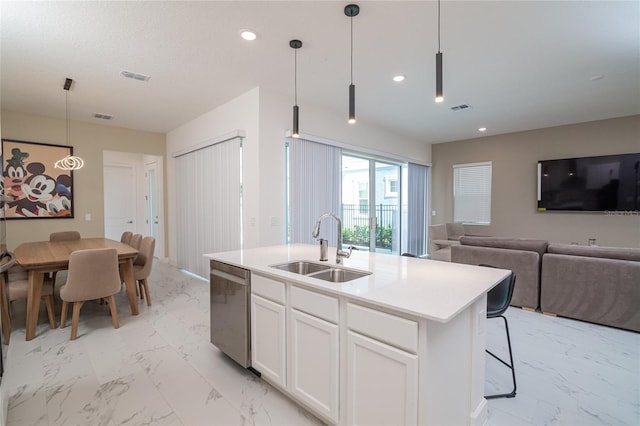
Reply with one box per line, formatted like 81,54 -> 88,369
120,231 -> 133,245
59,248 -> 121,340
49,231 -> 81,286
134,236 -> 156,306
482,264 -> 517,399
0,252 -> 56,344
49,231 -> 81,242
129,233 -> 143,250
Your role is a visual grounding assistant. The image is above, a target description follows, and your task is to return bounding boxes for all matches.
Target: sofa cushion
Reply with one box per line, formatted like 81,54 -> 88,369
459,236 -> 548,260
541,253 -> 640,332
547,243 -> 640,262
451,244 -> 540,309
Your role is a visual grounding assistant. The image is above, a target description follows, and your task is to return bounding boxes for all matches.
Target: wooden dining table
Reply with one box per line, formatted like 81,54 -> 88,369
14,237 -> 140,341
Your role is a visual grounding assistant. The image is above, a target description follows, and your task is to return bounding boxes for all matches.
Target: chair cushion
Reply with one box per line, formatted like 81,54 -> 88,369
7,279 -> 53,302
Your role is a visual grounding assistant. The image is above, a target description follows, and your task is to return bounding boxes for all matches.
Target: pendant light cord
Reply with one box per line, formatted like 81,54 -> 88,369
294,48 -> 298,106
437,0 -> 441,53
350,15 -> 354,84
66,90 -> 70,147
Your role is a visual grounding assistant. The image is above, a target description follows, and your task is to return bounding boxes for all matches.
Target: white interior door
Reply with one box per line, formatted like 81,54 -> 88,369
145,160 -> 164,259
104,164 -> 136,240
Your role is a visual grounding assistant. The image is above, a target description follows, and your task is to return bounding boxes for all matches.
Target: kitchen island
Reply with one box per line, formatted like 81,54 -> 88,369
206,244 -> 510,426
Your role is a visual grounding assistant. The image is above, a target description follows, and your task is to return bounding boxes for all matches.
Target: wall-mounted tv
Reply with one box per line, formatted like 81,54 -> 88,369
537,153 -> 640,212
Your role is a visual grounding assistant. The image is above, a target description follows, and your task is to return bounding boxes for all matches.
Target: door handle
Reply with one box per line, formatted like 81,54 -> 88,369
127,221 -> 133,224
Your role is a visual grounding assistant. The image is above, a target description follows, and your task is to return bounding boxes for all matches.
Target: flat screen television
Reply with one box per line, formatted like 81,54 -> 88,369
537,153 -> 640,212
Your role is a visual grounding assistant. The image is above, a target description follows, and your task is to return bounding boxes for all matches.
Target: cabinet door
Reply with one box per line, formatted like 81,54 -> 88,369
251,294 -> 286,387
347,331 -> 418,425
290,309 -> 339,423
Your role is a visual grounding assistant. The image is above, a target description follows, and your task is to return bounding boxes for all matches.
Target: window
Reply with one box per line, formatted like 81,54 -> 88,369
358,182 -> 369,214
385,178 -> 398,197
453,162 -> 492,225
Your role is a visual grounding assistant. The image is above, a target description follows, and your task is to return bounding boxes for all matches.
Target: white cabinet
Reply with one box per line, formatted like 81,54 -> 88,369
346,303 -> 419,425
289,285 -> 340,423
251,293 -> 286,387
346,331 -> 418,425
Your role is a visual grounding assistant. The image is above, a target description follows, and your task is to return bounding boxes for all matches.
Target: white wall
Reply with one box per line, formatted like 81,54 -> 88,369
166,86 -> 431,264
166,88 -> 260,263
257,88 -> 431,248
431,115 -> 640,248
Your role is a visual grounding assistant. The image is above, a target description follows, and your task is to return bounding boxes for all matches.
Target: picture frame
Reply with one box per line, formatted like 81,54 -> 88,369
1,139 -> 74,219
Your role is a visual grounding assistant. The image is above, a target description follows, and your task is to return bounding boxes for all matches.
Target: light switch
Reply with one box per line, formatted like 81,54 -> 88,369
85,213 -> 91,221
431,210 -> 436,216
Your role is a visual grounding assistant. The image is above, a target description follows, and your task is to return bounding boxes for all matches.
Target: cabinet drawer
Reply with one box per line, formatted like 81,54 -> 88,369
347,303 -> 418,353
252,274 -> 285,304
291,286 -> 339,324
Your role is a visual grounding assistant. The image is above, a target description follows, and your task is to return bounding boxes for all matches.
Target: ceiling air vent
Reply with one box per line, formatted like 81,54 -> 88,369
120,70 -> 151,82
94,112 -> 113,120
450,104 -> 471,111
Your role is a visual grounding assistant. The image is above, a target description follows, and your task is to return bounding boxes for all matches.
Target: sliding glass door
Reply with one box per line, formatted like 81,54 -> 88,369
342,154 -> 402,254
287,139 -> 427,257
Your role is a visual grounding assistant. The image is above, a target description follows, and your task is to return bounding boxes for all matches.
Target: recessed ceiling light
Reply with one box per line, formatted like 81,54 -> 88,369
393,75 -> 405,82
240,30 -> 257,41
478,127 -> 487,132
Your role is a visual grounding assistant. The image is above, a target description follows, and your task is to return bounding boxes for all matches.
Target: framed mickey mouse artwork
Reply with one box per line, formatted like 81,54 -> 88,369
1,139 -> 74,219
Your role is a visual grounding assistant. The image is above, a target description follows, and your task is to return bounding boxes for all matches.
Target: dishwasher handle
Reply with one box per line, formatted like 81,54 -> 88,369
210,268 -> 249,286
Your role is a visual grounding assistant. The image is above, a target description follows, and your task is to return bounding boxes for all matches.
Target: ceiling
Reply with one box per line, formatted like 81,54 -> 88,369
1,1 -> 639,144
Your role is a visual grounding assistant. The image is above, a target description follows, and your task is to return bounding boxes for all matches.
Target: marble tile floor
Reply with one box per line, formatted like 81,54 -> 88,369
1,262 -> 638,426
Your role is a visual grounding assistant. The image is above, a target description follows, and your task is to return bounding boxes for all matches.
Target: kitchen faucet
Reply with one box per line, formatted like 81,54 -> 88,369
312,212 -> 354,264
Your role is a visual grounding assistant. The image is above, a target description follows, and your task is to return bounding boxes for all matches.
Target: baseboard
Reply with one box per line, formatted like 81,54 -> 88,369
0,382 -> 7,426
469,397 -> 488,426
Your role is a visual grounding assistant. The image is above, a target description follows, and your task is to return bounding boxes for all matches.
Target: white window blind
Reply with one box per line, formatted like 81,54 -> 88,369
453,162 -> 492,225
175,137 -> 242,278
406,163 -> 428,256
288,138 -> 342,246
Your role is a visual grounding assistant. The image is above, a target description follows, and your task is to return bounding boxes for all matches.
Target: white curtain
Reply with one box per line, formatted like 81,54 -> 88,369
176,137 -> 242,278
288,138 -> 342,246
406,162 -> 428,256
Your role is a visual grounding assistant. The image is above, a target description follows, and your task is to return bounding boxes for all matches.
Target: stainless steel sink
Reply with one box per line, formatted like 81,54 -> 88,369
269,261 -> 370,283
309,268 -> 371,283
271,261 -> 331,275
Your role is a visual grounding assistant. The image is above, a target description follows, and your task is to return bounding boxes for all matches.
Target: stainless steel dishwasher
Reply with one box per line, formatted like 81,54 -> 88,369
210,260 -> 251,368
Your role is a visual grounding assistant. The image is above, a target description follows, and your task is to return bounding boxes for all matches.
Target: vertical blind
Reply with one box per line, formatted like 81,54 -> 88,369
407,162 -> 428,256
288,138 -> 342,246
176,137 -> 242,278
453,161 -> 492,225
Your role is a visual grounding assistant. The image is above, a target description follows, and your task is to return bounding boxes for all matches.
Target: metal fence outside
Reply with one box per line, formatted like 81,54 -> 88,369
341,204 -> 398,250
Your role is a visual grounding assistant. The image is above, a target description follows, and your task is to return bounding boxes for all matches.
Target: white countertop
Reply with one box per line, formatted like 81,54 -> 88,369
205,244 -> 510,323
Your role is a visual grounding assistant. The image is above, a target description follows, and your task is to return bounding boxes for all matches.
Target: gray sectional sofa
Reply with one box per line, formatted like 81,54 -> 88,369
450,236 -> 640,332
451,237 -> 547,310
541,243 -> 640,332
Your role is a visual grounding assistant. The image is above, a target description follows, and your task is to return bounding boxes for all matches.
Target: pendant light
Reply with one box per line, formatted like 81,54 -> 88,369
55,78 -> 85,170
290,39 -> 302,138
345,4 -> 359,124
435,0 -> 444,103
